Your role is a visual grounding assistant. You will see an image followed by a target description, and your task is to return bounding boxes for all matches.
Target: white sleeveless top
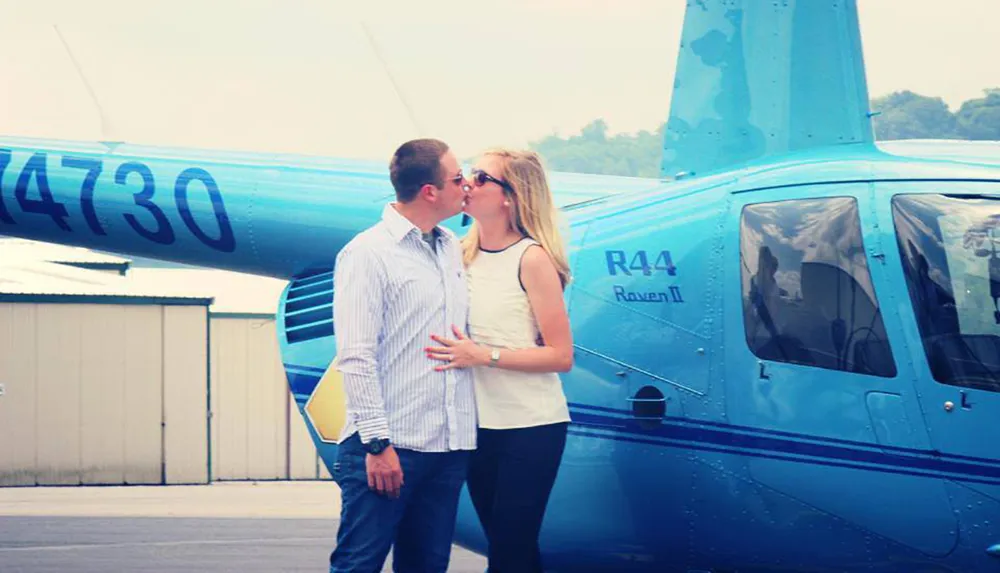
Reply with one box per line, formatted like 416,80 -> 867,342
466,238 -> 571,429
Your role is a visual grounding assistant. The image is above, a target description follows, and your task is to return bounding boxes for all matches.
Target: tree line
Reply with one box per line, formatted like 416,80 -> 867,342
529,89 -> 1000,177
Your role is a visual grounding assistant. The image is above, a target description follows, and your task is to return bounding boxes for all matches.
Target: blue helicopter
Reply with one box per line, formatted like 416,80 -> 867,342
1,1 -> 999,570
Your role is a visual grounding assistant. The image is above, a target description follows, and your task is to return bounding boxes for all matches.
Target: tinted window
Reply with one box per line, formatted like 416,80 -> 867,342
740,197 -> 896,377
892,194 -> 1000,392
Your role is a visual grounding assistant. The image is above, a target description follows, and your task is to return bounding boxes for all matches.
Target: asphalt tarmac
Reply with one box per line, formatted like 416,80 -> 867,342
0,482 -> 486,572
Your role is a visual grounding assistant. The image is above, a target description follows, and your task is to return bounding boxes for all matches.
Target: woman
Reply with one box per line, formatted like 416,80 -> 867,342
426,148 -> 573,573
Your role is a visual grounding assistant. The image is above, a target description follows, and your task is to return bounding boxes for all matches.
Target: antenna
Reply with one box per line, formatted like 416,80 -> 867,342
53,24 -> 121,148
357,22 -> 472,224
359,21 -> 425,137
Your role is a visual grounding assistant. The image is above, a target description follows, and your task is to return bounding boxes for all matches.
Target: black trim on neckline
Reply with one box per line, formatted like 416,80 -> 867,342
480,236 -> 529,254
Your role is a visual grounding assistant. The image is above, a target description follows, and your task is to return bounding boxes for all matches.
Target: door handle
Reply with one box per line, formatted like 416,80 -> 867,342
628,385 -> 667,423
627,397 -> 666,420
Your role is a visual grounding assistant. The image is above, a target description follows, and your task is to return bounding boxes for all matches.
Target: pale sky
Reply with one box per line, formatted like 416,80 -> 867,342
1,0 -> 998,161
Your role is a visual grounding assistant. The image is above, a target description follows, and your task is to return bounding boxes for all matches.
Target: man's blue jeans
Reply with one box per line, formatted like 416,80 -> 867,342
329,433 -> 470,573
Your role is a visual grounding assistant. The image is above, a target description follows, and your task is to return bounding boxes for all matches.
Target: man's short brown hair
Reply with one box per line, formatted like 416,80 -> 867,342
389,139 -> 450,203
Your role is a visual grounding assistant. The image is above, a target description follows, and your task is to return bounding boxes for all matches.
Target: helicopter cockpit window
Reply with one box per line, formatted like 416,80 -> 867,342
891,194 -> 1000,393
740,197 -> 897,378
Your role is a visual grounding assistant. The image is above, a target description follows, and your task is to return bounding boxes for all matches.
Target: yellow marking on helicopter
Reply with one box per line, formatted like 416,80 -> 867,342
304,360 -> 348,443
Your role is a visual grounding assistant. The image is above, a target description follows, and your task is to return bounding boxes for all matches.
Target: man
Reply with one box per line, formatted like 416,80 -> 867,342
329,138 -> 476,573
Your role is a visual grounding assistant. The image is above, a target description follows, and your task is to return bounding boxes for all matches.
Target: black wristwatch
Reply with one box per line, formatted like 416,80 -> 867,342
364,438 -> 391,455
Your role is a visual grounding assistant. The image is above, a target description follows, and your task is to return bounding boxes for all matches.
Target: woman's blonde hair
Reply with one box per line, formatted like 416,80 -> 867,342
461,149 -> 571,287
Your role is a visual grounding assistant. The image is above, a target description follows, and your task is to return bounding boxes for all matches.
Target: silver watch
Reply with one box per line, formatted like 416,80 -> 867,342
489,349 -> 500,366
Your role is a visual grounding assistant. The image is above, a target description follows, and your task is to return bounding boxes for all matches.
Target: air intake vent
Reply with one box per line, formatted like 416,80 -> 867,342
284,270 -> 334,344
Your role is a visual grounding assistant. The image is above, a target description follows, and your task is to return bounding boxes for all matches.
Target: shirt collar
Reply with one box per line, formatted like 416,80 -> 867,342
382,203 -> 456,245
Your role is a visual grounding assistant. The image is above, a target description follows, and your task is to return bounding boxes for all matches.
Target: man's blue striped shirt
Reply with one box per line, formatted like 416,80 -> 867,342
332,204 -> 477,452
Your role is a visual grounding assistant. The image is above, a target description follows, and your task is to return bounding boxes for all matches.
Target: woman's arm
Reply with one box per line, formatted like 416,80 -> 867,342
427,245 -> 573,373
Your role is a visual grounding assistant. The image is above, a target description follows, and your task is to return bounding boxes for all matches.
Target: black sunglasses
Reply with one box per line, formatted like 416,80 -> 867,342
471,168 -> 513,192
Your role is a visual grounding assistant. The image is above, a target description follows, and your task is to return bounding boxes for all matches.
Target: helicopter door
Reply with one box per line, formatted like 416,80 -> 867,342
872,182 -> 1000,464
724,185 -> 957,556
